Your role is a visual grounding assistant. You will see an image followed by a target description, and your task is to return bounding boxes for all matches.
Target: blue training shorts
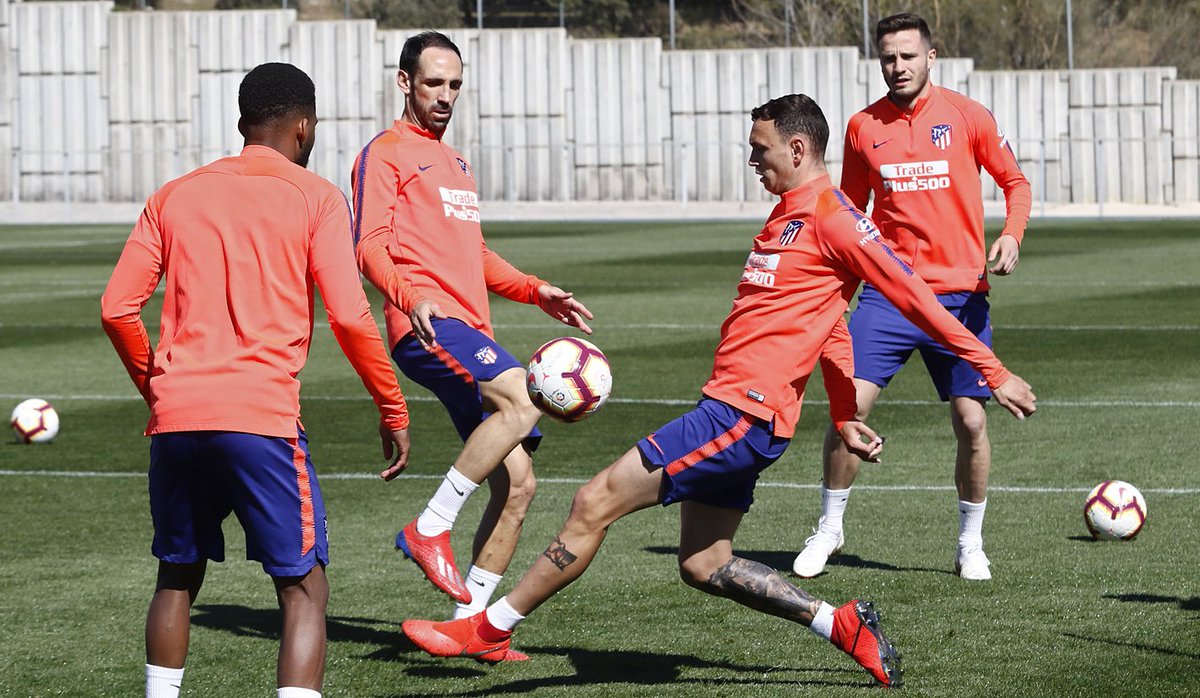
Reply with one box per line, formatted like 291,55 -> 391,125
148,428 -> 328,577
392,317 -> 541,450
637,398 -> 789,513
849,284 -> 993,401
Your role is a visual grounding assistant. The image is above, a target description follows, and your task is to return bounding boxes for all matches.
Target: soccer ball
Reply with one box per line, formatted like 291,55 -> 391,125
526,337 -> 612,422
1084,480 -> 1147,540
11,398 -> 60,444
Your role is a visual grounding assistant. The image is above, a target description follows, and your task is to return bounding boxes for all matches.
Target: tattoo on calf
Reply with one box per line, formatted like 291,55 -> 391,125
707,556 -> 821,624
543,535 -> 578,571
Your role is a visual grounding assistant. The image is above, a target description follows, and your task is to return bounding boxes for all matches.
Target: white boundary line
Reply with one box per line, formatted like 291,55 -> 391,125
2,392 -> 1197,409
0,469 -> 1195,495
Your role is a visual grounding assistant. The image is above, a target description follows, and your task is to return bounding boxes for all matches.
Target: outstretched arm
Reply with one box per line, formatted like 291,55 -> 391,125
482,243 -> 594,334
823,211 -> 1035,419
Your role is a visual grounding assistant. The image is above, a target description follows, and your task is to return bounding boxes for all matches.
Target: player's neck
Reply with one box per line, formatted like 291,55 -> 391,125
888,83 -> 931,113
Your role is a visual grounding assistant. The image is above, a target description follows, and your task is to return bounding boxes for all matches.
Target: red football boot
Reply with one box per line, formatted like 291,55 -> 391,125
830,600 -> 903,688
395,519 -> 471,603
403,613 -> 514,664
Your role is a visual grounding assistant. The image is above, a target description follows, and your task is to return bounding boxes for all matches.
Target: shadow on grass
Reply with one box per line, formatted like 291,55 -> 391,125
643,545 -> 953,577
388,644 -> 867,696
1103,592 -> 1200,613
192,604 -> 402,647
1062,632 -> 1200,661
193,604 -> 872,694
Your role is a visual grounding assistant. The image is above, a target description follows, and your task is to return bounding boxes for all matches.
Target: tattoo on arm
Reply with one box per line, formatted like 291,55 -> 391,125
542,535 -> 578,571
706,556 -> 821,625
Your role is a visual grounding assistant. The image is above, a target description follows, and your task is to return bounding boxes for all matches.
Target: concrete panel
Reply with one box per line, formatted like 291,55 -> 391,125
17,74 -> 107,174
107,13 -> 197,123
289,20 -> 377,120
13,2 -> 112,76
305,117 -> 375,192
194,71 -> 242,165
108,122 -> 192,201
1170,82 -> 1199,158
191,10 -> 293,72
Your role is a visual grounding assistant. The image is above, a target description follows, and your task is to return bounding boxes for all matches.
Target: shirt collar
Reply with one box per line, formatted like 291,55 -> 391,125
239,144 -> 292,161
778,173 -> 833,209
887,84 -> 935,118
395,119 -> 438,141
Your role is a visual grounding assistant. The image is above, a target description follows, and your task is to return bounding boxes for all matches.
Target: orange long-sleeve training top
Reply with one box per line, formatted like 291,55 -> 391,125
701,174 -> 1010,438
351,120 -> 544,349
842,86 -> 1032,294
101,145 -> 409,438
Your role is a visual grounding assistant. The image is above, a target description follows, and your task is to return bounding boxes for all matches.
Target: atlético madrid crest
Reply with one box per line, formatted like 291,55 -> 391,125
931,124 -> 952,150
457,157 -> 473,179
474,346 -> 497,365
779,220 -> 804,245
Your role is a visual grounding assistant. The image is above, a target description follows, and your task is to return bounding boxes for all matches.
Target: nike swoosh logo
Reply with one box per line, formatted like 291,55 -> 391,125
473,579 -> 486,586
461,645 -> 506,658
872,139 -> 893,149
452,485 -> 466,496
418,164 -> 435,171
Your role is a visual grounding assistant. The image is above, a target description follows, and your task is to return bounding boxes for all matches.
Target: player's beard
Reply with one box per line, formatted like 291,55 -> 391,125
298,134 -> 316,169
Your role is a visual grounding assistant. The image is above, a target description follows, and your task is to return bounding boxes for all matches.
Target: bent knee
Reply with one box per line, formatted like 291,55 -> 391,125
677,558 -> 721,591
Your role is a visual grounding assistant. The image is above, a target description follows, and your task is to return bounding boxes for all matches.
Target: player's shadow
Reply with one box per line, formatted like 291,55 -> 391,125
388,643 -> 867,696
642,545 -> 951,577
1062,632 -> 1200,661
192,604 -> 403,650
1102,592 -> 1200,613
192,604 -> 873,692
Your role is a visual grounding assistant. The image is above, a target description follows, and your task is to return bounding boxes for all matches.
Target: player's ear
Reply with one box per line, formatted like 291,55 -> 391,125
927,46 -> 937,66
296,115 -> 314,152
791,134 -> 806,165
397,69 -> 411,96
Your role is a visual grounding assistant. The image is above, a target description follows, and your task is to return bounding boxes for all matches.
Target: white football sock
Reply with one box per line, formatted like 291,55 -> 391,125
416,467 -> 479,536
958,499 -> 987,551
818,485 -> 852,534
453,566 -> 504,619
809,602 -> 835,641
145,664 -> 184,698
484,596 -> 526,633
277,688 -> 321,698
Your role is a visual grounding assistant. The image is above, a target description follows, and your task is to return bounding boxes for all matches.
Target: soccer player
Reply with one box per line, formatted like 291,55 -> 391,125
400,93 -> 1037,688
351,31 -> 592,629
101,63 -> 412,698
792,12 -> 1034,582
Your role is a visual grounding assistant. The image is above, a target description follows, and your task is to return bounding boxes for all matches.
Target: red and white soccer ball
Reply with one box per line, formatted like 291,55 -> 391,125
10,398 -> 60,444
526,337 -> 612,423
1084,480 -> 1147,541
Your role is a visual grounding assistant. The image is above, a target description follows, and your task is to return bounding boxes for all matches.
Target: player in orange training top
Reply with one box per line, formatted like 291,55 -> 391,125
351,31 -> 592,633
401,93 -> 1037,688
101,63 -> 411,698
793,13 -> 1034,582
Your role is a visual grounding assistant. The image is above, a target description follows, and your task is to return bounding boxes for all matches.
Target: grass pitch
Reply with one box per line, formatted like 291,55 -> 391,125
0,218 -> 1197,696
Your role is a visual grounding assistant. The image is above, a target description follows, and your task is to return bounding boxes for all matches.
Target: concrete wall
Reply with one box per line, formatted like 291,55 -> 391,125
1,0 -> 1198,207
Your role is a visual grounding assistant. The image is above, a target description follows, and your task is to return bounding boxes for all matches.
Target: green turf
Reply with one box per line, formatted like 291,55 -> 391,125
1,219 -> 1197,696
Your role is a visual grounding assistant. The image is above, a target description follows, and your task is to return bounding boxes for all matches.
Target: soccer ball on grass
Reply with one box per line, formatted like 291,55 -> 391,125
11,398 -> 60,444
527,337 -> 612,422
1083,480 -> 1147,541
